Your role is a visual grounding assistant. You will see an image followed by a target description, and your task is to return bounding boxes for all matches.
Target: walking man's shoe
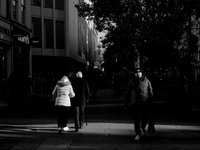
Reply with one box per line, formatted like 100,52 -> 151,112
148,123 -> 156,133
141,128 -> 146,136
134,134 -> 141,141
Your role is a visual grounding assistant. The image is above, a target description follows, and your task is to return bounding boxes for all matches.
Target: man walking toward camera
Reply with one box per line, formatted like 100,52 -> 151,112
124,68 -> 153,141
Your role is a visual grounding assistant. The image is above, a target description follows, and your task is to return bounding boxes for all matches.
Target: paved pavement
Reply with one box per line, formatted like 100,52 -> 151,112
0,88 -> 200,150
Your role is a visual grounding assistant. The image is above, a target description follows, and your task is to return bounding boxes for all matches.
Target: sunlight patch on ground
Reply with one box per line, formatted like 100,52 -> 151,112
156,124 -> 200,131
0,123 -> 199,137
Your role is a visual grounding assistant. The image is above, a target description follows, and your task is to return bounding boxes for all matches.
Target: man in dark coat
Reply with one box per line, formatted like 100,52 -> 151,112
72,71 -> 90,132
124,68 -> 153,141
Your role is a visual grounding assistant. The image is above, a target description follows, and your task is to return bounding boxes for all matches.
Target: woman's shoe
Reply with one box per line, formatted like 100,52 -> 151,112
63,127 -> 69,131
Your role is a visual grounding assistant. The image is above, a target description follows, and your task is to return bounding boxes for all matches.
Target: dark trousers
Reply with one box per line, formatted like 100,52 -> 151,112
56,106 -> 69,128
131,103 -> 149,135
73,106 -> 85,129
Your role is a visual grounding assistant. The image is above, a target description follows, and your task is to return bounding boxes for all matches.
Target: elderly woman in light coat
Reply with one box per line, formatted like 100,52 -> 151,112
52,75 -> 75,133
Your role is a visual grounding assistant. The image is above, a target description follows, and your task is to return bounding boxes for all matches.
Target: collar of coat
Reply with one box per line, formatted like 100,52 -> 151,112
133,75 -> 146,82
57,80 -> 71,87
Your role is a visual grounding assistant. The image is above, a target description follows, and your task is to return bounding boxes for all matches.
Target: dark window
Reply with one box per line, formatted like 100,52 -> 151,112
44,19 -> 54,48
13,0 -> 17,20
6,0 -> 10,18
55,0 -> 64,10
56,21 -> 65,49
43,0 -> 53,8
32,0 -> 41,6
21,0 -> 25,24
32,17 -> 42,48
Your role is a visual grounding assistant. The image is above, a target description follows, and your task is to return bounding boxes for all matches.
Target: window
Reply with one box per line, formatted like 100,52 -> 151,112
13,0 -> 18,20
21,0 -> 25,24
6,0 -> 10,18
32,17 -> 42,48
44,19 -> 54,48
56,21 -> 65,49
43,0 -> 53,8
55,0 -> 64,10
32,0 -> 41,6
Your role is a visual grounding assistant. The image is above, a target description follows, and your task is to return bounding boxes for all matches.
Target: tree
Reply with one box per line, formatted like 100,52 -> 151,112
75,0 -> 200,77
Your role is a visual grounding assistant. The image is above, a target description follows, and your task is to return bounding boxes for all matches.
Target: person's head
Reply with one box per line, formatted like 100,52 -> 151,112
76,71 -> 83,78
60,76 -> 69,82
134,68 -> 142,79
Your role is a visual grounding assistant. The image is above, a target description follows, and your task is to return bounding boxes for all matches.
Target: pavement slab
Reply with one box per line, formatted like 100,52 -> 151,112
0,88 -> 200,150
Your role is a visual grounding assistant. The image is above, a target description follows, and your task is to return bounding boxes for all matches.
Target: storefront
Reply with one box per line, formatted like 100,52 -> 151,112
0,18 -> 12,98
12,25 -> 31,75
0,18 -> 31,100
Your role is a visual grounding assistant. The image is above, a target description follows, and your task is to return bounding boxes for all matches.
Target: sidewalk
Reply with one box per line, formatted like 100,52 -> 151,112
0,88 -> 200,150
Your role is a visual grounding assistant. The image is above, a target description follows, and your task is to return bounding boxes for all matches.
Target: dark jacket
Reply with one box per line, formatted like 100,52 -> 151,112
71,77 -> 90,107
125,75 -> 153,106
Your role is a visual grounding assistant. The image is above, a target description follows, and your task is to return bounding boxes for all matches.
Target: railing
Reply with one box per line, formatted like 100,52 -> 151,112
153,80 -> 200,105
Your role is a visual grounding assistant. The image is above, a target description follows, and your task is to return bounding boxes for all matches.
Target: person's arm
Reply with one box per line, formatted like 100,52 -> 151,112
148,80 -> 153,101
50,85 -> 57,102
52,85 -> 57,96
69,85 -> 75,98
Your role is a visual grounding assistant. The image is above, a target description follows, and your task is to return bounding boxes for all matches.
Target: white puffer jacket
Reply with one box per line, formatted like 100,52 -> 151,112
52,80 -> 75,107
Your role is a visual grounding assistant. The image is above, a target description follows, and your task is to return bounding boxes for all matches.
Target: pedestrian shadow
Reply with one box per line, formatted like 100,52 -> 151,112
29,127 -> 58,132
0,124 -> 58,132
0,124 -> 30,132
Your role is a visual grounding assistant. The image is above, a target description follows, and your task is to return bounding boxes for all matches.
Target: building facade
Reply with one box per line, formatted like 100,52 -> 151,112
0,0 -> 31,99
31,0 -> 98,96
0,0 -> 98,98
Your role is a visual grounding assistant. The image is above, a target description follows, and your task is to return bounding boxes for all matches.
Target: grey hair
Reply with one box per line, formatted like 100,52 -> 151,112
76,71 -> 83,78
